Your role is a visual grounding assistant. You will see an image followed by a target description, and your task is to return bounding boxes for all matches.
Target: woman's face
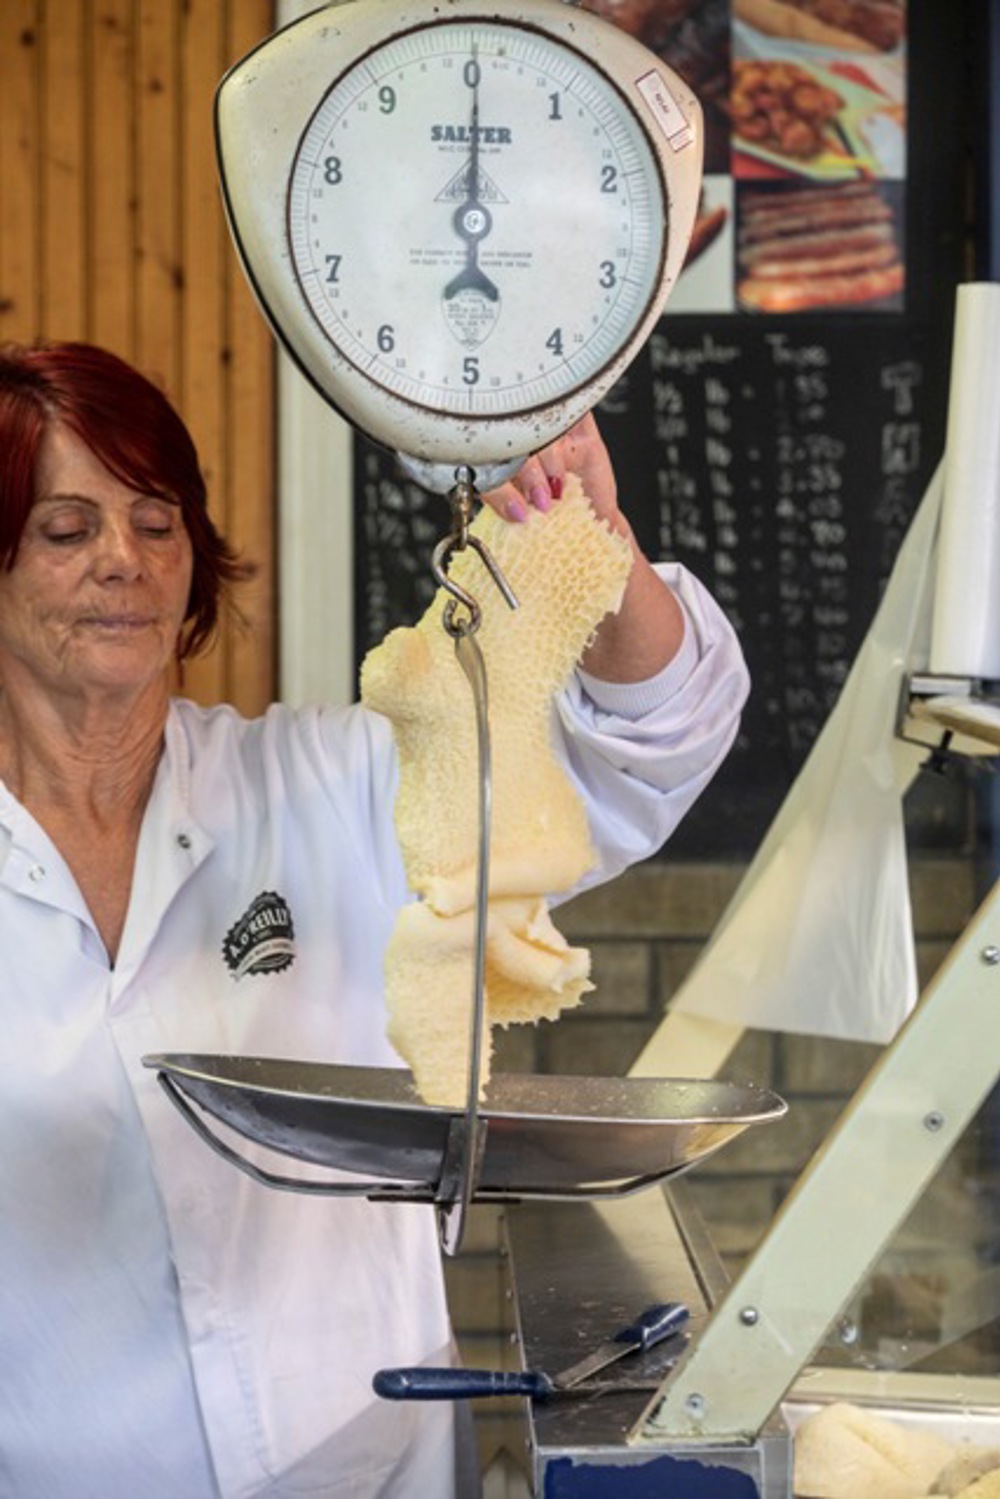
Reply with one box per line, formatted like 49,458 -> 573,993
0,420 -> 193,706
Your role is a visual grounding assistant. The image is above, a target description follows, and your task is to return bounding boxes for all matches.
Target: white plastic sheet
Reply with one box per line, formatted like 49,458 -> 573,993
643,468 -> 943,1046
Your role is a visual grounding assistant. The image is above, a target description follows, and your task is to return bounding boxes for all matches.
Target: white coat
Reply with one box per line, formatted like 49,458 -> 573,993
0,565 -> 748,1497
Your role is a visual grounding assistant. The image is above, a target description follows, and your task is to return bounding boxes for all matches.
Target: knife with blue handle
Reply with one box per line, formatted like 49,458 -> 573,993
373,1301 -> 688,1400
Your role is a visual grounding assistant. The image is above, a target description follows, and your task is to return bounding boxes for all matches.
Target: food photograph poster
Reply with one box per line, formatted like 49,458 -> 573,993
584,0 -> 907,316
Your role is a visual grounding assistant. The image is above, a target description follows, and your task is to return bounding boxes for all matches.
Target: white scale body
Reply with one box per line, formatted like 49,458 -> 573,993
215,0 -> 703,489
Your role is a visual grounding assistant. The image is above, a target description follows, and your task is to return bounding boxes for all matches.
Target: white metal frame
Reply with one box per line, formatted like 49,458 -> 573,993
631,695 -> 1000,1445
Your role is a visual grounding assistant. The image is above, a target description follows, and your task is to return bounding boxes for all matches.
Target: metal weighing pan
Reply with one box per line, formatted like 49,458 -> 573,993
146,1052 -> 787,1203
145,611 -> 787,1247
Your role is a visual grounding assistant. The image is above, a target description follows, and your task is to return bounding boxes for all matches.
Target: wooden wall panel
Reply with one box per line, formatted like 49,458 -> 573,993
136,2 -> 180,392
176,0 -> 226,705
223,2 -> 278,710
0,0 -> 276,715
0,5 -> 42,337
42,1 -> 87,334
89,1 -> 135,348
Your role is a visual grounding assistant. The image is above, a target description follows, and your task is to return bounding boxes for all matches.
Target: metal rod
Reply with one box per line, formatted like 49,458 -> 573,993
431,463 -> 516,1253
155,1072 -> 422,1199
439,624 -> 492,1254
633,874 -> 1000,1444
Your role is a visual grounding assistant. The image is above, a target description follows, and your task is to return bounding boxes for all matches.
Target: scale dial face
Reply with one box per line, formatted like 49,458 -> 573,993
288,22 -> 664,423
217,0 -> 703,476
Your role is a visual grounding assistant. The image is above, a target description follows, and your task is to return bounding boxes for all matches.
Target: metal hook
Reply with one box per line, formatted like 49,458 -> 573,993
431,466 -> 519,638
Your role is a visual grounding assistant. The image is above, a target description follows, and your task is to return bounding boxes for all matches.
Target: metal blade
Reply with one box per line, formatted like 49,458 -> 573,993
552,1301 -> 689,1391
371,1303 -> 690,1404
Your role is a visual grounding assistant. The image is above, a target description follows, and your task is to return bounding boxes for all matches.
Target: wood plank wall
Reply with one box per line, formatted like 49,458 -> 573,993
0,0 -> 277,714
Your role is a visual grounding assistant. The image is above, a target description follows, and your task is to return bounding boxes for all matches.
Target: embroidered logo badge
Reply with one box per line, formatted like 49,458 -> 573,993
223,891 -> 296,980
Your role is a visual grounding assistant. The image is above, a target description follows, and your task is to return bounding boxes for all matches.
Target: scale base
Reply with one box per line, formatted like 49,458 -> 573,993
503,1187 -> 791,1497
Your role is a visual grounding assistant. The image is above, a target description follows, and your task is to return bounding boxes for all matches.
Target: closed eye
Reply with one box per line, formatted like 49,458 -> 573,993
133,499 -> 181,537
44,526 -> 90,545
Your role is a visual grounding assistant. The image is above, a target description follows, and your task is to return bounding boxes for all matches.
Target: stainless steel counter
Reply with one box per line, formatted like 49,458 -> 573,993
503,1184 -> 791,1497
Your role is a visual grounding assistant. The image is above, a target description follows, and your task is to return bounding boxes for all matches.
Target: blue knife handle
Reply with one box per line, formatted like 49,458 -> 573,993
615,1302 -> 689,1349
373,1366 -> 553,1400
374,1303 -> 690,1402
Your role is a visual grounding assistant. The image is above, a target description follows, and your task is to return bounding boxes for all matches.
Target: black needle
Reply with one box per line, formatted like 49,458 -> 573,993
445,52 -> 499,302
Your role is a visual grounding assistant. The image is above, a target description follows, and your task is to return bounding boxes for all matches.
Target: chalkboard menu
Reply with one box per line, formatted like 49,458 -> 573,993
594,315 -> 958,853
352,0 -> 975,856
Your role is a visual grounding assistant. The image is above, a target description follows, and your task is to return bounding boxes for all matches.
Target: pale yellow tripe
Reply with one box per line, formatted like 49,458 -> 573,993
793,1402 -> 956,1499
934,1451 -> 1000,1497
360,477 -> 633,1106
952,1475 -> 1000,1499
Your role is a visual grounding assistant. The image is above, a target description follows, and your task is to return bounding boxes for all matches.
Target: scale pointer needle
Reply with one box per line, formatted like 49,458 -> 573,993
445,53 -> 499,303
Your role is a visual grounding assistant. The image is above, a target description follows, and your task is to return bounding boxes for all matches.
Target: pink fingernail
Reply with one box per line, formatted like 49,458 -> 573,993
506,496 -> 528,522
529,483 -> 552,512
549,475 -> 564,499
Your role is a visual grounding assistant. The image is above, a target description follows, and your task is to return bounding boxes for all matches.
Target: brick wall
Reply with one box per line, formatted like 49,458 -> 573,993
445,853 -> 979,1484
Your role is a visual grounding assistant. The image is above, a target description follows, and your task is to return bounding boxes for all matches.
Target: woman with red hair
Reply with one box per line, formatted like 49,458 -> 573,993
0,340 -> 747,1497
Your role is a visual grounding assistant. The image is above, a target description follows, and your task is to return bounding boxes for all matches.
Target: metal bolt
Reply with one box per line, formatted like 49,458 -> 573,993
837,1317 -> 859,1346
924,1111 -> 945,1132
685,1393 -> 706,1418
739,1306 -> 759,1326
982,945 -> 1000,965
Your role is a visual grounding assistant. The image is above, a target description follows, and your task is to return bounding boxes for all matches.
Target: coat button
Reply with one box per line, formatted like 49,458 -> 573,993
28,863 -> 45,882
176,833 -> 192,851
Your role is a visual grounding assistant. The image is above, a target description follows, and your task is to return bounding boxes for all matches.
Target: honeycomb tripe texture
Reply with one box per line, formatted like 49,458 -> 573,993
360,478 -> 633,1106
792,1401 -> 956,1499
933,1450 -> 1000,1497
952,1474 -> 1000,1499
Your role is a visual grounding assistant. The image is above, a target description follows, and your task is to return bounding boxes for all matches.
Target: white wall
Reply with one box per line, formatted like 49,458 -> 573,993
276,0 -> 355,708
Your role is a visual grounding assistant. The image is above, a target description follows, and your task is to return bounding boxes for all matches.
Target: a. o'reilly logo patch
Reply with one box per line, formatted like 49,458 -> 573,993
223,891 -> 296,980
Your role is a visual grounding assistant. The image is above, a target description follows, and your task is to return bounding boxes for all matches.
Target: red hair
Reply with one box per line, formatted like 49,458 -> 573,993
0,340 -> 252,659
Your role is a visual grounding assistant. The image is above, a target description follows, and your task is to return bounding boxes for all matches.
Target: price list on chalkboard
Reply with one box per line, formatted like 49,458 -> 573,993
592,316 -> 948,853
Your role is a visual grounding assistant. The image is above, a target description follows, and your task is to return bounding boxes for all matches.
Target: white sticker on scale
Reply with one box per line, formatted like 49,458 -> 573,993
636,70 -> 695,152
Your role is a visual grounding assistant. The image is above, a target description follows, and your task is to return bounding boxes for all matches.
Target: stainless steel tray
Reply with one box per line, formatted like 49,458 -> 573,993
145,1053 -> 787,1202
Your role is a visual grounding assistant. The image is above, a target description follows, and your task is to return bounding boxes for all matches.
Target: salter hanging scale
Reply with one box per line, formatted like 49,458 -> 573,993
213,0 -> 704,490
